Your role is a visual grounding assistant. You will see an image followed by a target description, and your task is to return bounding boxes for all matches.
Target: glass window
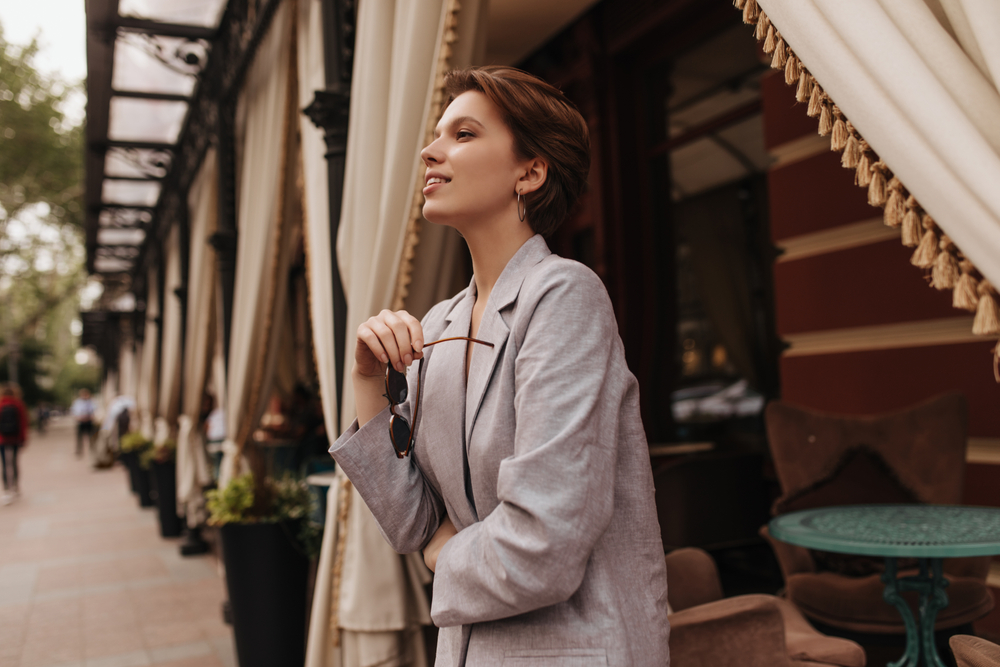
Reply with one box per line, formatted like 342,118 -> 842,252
108,97 -> 188,143
102,180 -> 162,207
99,208 -> 154,228
118,0 -> 228,28
94,257 -> 134,273
112,34 -> 200,96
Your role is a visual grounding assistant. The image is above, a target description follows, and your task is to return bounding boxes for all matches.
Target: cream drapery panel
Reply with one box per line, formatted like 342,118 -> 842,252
218,0 -> 295,487
155,224 -> 183,445
296,0 -> 338,437
118,344 -> 135,401
743,0 -> 1000,350
136,265 -> 160,439
305,1 -> 484,665
176,148 -> 219,521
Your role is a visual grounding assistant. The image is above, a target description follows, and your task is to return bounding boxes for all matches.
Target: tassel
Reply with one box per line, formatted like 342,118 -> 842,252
785,56 -> 800,85
931,247 -> 960,290
734,0 -> 747,9
842,133 -> 860,168
755,13 -> 770,41
796,71 -> 811,103
883,179 -> 905,227
743,0 -> 759,23
954,260 -> 980,311
993,341 -> 999,384
831,116 -> 849,151
973,281 -> 1000,336
807,84 -> 823,118
901,208 -> 923,247
818,103 -> 833,136
771,38 -> 787,69
855,150 -> 872,187
868,162 -> 887,207
764,25 -> 777,54
910,228 -> 939,268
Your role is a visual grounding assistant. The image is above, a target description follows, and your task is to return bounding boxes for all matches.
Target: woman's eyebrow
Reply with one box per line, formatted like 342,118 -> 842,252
434,115 -> 486,138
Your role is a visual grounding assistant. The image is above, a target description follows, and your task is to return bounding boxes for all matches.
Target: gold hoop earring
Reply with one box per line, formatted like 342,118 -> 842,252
517,190 -> 526,222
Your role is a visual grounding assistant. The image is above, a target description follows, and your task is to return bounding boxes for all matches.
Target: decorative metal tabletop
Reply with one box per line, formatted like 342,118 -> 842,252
769,505 -> 1000,558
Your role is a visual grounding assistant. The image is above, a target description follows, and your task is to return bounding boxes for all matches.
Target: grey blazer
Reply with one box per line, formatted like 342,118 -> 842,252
331,236 -> 669,666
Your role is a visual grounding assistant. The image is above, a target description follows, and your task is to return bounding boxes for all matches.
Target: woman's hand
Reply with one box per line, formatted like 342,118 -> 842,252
424,516 -> 458,572
354,309 -> 425,378
353,310 -> 424,427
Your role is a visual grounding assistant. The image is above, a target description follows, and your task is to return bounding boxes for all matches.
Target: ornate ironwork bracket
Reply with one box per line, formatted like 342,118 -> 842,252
303,90 -> 351,158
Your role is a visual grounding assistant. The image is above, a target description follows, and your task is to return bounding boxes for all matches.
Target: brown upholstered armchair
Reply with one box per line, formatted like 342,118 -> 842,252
762,394 -> 994,634
950,635 -> 1000,667
666,547 -> 866,667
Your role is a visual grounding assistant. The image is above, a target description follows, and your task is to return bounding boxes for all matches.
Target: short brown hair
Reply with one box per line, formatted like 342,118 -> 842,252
444,67 -> 590,238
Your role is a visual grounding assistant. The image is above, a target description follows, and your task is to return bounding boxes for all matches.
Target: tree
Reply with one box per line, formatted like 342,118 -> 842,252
0,22 -> 89,399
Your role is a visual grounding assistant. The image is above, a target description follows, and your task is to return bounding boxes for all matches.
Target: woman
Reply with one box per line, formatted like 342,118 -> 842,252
330,67 -> 669,666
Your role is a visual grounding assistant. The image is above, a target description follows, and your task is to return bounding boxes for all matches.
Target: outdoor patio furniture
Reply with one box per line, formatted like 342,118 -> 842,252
950,635 -> 1000,667
666,547 -> 866,667
762,394 -> 994,634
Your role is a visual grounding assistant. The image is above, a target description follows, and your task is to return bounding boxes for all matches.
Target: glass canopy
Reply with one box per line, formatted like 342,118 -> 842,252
86,0 -> 220,275
118,0 -> 228,28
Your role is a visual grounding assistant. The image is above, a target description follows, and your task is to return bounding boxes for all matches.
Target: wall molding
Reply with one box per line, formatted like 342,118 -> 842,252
777,218 -> 900,263
968,438 -> 1000,465
783,317 -> 981,357
770,133 -> 829,167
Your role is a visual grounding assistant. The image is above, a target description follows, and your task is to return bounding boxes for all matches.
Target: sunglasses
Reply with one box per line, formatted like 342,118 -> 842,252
385,336 -> 494,458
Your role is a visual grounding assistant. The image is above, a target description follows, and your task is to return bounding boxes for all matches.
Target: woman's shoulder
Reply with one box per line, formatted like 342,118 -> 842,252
522,254 -> 611,309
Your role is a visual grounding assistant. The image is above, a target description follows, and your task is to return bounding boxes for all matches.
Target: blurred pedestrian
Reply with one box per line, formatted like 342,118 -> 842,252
71,388 -> 96,458
0,383 -> 29,504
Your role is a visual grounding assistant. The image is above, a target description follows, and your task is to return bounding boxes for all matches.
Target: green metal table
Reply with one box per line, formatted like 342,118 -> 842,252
769,505 -> 1000,667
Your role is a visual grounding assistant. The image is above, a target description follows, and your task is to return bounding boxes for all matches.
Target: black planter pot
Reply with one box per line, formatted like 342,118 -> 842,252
135,465 -> 155,507
151,460 -> 182,537
221,521 -> 309,667
119,450 -> 140,494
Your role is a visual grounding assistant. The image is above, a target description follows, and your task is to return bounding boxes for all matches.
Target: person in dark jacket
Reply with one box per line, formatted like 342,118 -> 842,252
0,383 -> 29,505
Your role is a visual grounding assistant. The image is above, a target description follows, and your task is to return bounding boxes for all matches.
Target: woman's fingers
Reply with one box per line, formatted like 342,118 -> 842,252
355,310 -> 424,376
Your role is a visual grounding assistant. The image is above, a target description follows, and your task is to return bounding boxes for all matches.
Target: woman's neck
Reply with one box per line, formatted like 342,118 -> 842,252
463,219 -> 535,305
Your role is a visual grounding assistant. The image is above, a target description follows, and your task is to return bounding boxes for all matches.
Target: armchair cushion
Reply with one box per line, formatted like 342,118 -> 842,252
669,596 -> 791,667
665,547 -> 724,612
774,597 -> 866,667
950,635 -> 1000,667
788,571 -> 994,633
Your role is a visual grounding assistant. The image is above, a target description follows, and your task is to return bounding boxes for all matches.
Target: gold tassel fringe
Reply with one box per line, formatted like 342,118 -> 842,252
954,260 -> 980,311
973,281 -> 1000,336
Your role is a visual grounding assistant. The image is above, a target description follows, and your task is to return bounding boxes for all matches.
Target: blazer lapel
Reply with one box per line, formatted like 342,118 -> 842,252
417,290 -> 478,526
464,235 -> 551,445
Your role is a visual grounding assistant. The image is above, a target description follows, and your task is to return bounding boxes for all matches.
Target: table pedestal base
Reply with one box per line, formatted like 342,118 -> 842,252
881,557 -> 949,667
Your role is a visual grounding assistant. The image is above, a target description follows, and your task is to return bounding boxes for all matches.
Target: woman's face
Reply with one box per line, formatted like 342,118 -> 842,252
420,91 -> 526,230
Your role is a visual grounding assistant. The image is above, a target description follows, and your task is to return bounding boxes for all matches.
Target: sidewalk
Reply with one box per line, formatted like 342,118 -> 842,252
0,418 -> 235,667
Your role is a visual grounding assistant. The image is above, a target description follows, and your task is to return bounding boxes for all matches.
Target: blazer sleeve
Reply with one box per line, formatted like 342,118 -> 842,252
430,264 -> 625,627
328,301 -> 453,554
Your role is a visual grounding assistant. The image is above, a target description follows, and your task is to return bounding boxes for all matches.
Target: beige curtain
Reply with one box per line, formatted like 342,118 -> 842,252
155,224 -> 183,444
754,0 -> 1000,329
176,148 -> 219,521
304,1 -> 485,665
218,0 -> 295,487
136,265 -> 160,439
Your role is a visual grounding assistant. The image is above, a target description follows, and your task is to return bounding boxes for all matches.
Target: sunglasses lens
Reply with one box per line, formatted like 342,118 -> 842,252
386,367 -> 408,403
389,415 -> 411,453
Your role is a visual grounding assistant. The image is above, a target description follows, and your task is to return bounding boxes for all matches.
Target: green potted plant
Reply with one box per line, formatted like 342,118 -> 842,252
143,439 -> 182,537
207,472 -> 319,667
119,432 -> 154,507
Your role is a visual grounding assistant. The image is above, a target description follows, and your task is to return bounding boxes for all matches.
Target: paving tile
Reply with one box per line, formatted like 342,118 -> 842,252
0,421 -> 236,667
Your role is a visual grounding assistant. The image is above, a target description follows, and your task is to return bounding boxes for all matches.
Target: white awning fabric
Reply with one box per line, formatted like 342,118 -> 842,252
746,0 -> 1000,348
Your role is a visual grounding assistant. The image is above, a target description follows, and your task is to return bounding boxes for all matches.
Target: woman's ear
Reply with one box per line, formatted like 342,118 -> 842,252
517,157 -> 548,195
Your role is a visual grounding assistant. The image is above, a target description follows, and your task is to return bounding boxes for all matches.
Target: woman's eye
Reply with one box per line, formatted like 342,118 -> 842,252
457,130 -> 474,140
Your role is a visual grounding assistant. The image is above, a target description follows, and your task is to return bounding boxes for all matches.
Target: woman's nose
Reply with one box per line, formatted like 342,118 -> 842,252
421,139 -> 443,166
